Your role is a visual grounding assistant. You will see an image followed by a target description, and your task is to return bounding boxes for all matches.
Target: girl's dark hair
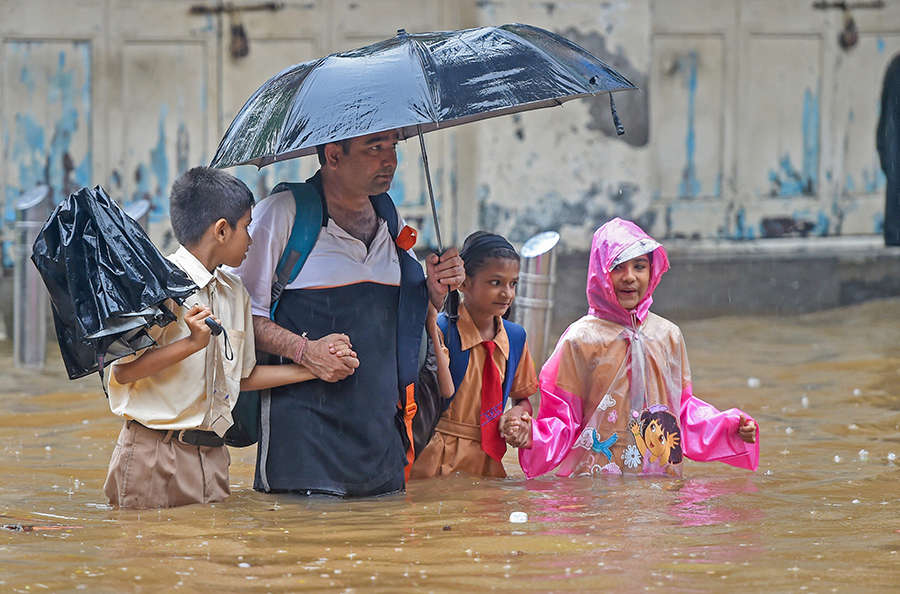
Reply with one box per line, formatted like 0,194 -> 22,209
459,231 -> 519,277
639,409 -> 683,464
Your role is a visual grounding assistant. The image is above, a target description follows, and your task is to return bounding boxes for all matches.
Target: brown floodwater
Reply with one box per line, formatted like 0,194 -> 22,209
1,300 -> 898,592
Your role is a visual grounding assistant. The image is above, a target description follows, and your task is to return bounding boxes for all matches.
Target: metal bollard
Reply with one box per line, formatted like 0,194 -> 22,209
15,185 -> 51,369
123,198 -> 151,231
514,231 -> 560,365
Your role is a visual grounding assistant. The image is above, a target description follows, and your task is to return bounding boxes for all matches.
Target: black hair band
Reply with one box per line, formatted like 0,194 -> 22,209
459,234 -> 516,264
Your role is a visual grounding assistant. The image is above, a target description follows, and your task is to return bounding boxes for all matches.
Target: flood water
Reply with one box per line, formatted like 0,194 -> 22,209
1,299 -> 898,592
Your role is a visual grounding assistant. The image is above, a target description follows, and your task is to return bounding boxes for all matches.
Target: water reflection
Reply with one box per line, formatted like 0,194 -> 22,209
1,300 -> 898,590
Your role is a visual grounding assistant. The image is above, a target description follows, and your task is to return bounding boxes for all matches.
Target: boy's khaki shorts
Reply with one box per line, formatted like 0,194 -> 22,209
104,420 -> 230,509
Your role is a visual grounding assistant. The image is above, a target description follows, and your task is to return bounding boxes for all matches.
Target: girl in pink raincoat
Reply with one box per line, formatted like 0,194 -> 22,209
502,218 -> 759,479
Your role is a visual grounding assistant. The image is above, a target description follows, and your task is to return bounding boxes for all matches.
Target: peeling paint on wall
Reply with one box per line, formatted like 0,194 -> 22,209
392,150 -> 406,206
732,207 -> 757,240
148,108 -> 170,222
676,51 -> 701,198
767,88 -> 819,197
479,180 -> 645,244
558,28 -> 649,147
5,41 -> 91,266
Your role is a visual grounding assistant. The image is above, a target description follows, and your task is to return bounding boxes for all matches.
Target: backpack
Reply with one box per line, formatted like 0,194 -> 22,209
224,182 -> 323,447
407,312 -> 526,457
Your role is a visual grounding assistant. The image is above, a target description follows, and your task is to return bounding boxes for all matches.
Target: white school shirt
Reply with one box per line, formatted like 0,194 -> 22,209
107,246 -> 257,435
230,188 -> 412,318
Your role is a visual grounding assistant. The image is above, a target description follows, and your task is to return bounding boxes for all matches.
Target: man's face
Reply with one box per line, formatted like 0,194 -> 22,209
331,130 -> 400,196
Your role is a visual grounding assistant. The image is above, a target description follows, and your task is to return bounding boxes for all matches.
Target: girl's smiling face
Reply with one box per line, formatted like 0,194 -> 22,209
460,257 -> 520,320
610,255 -> 650,310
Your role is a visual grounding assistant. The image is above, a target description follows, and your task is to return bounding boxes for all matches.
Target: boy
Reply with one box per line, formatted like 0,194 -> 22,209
103,167 -> 357,509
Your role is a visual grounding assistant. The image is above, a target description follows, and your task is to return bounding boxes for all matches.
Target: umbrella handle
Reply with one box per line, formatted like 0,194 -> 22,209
205,317 -> 223,336
447,289 -> 460,322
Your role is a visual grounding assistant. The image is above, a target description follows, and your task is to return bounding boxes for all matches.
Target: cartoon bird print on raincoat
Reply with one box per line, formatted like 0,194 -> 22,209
518,218 -> 760,479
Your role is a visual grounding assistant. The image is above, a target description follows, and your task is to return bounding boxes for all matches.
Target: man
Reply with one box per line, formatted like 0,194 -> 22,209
234,129 -> 464,496
878,52 -> 900,246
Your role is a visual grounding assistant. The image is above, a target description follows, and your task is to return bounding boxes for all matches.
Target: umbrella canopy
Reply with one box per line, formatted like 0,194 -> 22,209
31,186 -> 197,380
210,23 -> 636,169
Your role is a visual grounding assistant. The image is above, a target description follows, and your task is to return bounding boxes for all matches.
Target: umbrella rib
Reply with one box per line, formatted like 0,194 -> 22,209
404,35 -> 442,122
494,25 -> 637,93
275,56 -> 330,156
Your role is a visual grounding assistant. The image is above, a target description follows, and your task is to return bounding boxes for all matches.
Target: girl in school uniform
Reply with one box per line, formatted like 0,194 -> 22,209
410,231 -> 539,479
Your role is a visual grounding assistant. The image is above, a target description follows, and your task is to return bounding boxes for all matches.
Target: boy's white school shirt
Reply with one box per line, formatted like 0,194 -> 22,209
106,246 -> 257,436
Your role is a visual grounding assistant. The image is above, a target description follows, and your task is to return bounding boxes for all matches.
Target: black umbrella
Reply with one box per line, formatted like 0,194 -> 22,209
31,185 -> 197,380
210,22 -> 636,249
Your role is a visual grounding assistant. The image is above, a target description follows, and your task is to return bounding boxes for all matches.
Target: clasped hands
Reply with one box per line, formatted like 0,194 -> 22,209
500,403 -> 533,449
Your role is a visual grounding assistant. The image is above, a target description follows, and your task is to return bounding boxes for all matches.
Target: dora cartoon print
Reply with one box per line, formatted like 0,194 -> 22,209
628,405 -> 683,475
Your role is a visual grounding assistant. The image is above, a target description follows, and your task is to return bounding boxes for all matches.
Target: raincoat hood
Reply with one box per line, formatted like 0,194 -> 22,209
587,218 -> 670,327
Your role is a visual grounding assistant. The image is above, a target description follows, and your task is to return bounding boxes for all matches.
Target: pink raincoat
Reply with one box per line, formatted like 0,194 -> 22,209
519,218 -> 759,478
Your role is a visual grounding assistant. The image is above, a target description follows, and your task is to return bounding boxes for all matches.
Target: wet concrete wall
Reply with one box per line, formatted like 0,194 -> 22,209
2,0 -> 900,343
461,0 -> 900,248
543,241 -> 900,363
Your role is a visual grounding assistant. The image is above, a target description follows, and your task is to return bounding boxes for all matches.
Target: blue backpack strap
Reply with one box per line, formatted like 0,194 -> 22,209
437,312 -> 469,403
370,192 -> 428,469
269,182 -> 323,318
371,193 -> 427,389
437,314 -> 527,410
501,319 -> 527,407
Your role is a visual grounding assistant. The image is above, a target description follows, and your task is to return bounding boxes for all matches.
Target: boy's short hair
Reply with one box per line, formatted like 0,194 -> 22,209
169,167 -> 255,246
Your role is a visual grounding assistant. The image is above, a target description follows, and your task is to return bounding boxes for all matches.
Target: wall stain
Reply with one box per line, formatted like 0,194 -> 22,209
766,88 -> 819,197
558,28 -> 649,147
6,43 -> 91,267
176,123 -> 190,176
148,107 -> 169,222
479,181 -> 646,244
671,51 -> 701,198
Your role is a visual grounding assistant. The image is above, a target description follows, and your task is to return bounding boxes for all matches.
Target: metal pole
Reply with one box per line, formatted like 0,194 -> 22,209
416,124 -> 443,252
15,185 -> 51,369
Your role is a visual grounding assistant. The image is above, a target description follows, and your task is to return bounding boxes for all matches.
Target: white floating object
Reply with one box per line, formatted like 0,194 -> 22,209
509,512 -> 528,524
888,452 -> 897,462
858,449 -> 869,461
852,388 -> 862,396
848,424 -> 859,430
785,427 -> 794,435
851,499 -> 860,504
747,377 -> 761,388
238,562 -> 250,568
800,395 -> 809,409
833,455 -> 841,463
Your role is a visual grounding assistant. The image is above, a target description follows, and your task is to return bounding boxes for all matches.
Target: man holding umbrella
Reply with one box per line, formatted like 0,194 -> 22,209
214,24 -> 638,496
234,129 -> 464,497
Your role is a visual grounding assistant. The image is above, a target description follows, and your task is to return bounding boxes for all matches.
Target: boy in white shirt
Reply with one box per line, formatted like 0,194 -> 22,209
103,167 -> 356,508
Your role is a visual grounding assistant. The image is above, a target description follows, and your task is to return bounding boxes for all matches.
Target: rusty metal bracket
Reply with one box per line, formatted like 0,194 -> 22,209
189,2 -> 285,15
811,1 -> 885,9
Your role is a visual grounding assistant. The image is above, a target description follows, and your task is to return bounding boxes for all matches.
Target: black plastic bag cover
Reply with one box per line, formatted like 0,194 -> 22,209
31,185 -> 196,379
